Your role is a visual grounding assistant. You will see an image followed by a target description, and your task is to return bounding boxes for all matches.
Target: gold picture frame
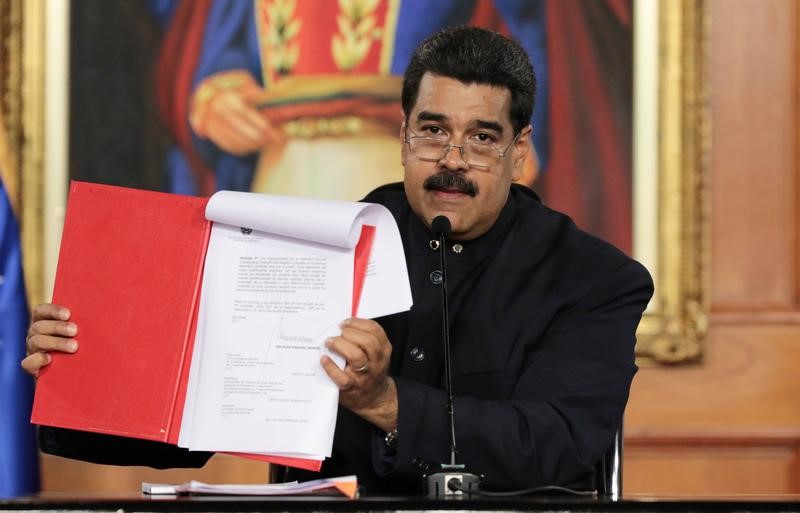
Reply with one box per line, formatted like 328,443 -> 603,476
6,0 -> 709,365
634,0 -> 709,364
2,0 -> 46,308
3,0 -> 65,312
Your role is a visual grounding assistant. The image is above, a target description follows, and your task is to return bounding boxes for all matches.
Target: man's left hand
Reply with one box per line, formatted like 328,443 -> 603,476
321,318 -> 397,433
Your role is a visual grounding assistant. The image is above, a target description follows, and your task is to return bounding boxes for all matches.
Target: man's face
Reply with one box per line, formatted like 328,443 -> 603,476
402,73 -> 531,241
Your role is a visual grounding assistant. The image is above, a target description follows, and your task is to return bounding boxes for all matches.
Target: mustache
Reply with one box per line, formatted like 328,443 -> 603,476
423,171 -> 479,197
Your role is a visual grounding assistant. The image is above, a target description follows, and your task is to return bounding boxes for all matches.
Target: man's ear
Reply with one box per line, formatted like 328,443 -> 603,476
511,124 -> 533,182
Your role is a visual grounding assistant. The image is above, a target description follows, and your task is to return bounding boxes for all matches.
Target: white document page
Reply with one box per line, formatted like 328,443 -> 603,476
178,191 -> 412,458
183,224 -> 349,455
180,263 -> 323,457
177,263 -> 210,448
353,206 -> 412,319
206,191 -> 413,319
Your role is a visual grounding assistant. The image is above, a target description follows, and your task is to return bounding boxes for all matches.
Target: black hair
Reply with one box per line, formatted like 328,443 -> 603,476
401,26 -> 536,135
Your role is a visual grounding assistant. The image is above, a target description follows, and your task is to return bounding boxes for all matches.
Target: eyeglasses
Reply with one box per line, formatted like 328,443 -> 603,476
404,127 -> 521,170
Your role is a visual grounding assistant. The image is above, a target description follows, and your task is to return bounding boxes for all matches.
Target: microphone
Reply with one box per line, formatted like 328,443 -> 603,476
430,216 -> 456,466
419,215 -> 483,498
431,215 -> 452,240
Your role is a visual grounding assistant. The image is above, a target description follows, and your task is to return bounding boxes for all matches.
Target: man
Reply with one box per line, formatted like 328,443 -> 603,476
24,27 -> 653,494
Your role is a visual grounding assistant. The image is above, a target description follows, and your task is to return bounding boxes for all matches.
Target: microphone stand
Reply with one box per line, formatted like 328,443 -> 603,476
420,216 -> 483,498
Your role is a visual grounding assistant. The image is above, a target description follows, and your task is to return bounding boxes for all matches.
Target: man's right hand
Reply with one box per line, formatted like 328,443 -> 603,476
22,303 -> 78,377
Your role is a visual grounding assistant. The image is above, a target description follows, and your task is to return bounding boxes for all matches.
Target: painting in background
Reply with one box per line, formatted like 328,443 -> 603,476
70,0 -> 631,252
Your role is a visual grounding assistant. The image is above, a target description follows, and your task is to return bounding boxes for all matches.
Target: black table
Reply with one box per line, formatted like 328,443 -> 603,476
4,494 -> 800,513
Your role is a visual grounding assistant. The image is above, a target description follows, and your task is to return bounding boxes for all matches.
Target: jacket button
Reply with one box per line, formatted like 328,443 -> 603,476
429,270 -> 443,285
410,347 -> 425,362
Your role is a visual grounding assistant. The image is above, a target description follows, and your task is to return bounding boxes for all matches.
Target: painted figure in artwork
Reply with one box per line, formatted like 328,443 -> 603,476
153,0 -> 632,252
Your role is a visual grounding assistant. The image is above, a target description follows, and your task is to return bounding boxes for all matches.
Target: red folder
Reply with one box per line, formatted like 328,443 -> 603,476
31,181 -> 371,472
32,182 -> 210,444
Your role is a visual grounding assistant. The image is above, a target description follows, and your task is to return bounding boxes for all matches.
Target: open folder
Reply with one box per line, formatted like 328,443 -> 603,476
31,181 -> 412,471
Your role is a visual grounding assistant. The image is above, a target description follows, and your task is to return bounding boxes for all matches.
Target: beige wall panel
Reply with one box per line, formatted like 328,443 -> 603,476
627,324 -> 800,428
625,446 -> 797,494
710,0 -> 798,308
40,454 -> 268,492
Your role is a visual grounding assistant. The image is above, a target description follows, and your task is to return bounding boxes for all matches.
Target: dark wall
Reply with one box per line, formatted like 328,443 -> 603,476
69,0 -> 167,191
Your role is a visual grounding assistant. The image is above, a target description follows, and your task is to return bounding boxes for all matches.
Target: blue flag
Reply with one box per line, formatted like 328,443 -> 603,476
0,176 -> 39,498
